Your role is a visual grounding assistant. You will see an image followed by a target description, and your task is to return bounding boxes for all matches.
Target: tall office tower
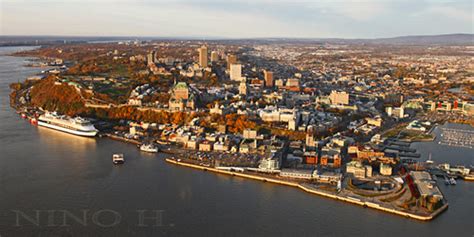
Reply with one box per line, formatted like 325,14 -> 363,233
147,50 -> 156,64
210,51 -> 219,62
226,54 -> 237,70
198,45 -> 208,68
264,70 -> 274,87
230,64 -> 242,81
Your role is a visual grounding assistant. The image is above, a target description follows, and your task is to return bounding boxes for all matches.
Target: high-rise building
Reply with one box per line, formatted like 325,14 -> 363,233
230,64 -> 242,81
226,54 -> 237,70
264,70 -> 274,87
211,51 -> 219,62
198,45 -> 208,68
147,51 -> 156,64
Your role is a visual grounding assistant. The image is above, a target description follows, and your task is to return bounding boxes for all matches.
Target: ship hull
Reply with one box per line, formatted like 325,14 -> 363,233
38,121 -> 98,137
140,148 -> 158,153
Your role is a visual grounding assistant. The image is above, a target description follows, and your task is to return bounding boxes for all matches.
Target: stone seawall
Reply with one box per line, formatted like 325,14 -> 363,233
165,158 -> 448,221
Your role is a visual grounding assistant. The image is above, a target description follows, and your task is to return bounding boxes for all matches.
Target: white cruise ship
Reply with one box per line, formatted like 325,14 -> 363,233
38,112 -> 98,137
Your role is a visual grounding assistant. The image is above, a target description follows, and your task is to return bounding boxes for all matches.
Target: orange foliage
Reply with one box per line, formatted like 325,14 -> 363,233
30,77 -> 85,116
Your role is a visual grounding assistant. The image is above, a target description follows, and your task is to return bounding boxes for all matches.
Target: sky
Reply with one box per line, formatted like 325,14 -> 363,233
0,0 -> 472,39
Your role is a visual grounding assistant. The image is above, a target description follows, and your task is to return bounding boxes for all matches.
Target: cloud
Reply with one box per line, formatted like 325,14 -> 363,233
415,5 -> 473,22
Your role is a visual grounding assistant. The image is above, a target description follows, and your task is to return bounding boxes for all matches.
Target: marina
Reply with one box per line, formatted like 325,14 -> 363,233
437,127 -> 474,149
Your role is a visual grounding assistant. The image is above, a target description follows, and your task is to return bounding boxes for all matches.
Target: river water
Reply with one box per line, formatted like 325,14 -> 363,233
0,46 -> 473,237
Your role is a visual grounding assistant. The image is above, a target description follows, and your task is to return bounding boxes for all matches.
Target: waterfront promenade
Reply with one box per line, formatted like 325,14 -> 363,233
165,158 -> 449,221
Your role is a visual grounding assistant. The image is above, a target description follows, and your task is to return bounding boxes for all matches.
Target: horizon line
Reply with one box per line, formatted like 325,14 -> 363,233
1,33 -> 473,41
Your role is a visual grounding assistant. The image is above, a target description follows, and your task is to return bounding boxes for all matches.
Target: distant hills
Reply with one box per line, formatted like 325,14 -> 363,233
255,34 -> 474,45
0,33 -> 472,46
368,34 -> 474,45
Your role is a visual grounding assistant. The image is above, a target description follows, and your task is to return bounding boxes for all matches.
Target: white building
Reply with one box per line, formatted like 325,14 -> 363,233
259,153 -> 281,171
230,64 -> 243,81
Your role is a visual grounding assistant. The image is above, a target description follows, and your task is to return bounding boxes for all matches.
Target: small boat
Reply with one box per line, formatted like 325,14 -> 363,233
444,176 -> 450,185
30,118 -> 38,125
156,140 -> 170,145
140,143 -> 159,153
20,113 -> 27,119
426,153 -> 434,165
449,177 -> 457,185
112,154 -> 125,164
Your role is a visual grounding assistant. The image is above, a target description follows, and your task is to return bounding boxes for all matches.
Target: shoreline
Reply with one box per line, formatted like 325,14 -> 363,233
165,158 -> 448,221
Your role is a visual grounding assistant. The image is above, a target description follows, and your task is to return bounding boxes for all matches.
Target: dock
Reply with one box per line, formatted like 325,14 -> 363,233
105,133 -> 141,145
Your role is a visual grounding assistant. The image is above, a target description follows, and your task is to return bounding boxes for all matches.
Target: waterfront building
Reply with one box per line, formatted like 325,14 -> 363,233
313,171 -> 343,184
259,153 -> 281,171
410,171 -> 444,211
199,141 -> 213,152
213,141 -> 229,152
186,139 -> 200,150
280,169 -> 315,180
129,126 -> 146,137
346,161 -> 369,179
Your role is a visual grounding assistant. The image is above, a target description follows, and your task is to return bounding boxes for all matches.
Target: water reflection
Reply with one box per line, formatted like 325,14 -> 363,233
179,186 -> 193,201
31,127 -> 98,177
37,126 -> 96,147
